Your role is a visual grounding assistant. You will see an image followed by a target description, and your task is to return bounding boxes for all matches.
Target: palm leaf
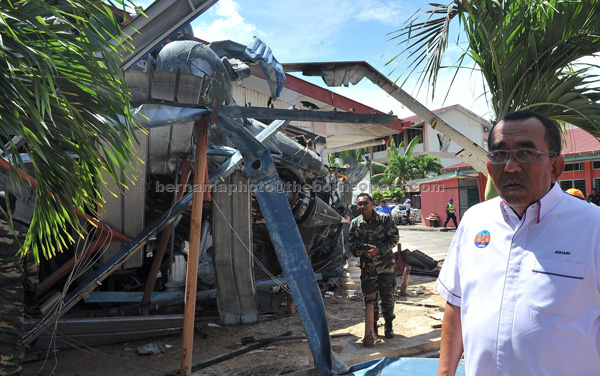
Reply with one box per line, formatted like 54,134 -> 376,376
0,0 -> 139,261
388,0 -> 600,137
386,1 -> 461,93
370,161 -> 388,174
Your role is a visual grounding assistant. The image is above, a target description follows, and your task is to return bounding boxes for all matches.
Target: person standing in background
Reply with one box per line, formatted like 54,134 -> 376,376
375,200 -> 392,215
349,193 -> 398,346
0,192 -> 25,376
443,198 -> 457,228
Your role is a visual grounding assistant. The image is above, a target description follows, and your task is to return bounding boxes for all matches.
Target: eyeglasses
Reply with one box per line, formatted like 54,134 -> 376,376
487,148 -> 557,164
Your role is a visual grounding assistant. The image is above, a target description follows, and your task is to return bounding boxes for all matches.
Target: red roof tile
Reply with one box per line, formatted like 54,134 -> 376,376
562,127 -> 600,156
441,161 -> 472,172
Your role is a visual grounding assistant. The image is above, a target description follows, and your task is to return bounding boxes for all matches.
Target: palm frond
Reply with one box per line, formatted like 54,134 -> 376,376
370,161 -> 388,174
389,0 -> 600,137
0,0 -> 139,260
386,1 -> 461,93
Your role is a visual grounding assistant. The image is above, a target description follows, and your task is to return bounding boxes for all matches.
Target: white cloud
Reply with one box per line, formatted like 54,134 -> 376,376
254,1 -> 354,61
190,0 -> 407,62
354,0 -> 410,26
192,0 -> 258,45
183,0 -> 492,120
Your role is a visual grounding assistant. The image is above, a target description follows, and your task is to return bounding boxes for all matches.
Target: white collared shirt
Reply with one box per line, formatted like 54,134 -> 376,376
437,183 -> 600,375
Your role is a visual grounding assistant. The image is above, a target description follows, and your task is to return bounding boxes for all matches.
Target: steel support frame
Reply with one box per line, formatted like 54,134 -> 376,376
217,115 -> 348,375
214,105 -> 396,125
113,0 -> 219,70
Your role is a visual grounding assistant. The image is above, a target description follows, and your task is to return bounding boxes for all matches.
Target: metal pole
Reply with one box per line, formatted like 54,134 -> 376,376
180,116 -> 210,375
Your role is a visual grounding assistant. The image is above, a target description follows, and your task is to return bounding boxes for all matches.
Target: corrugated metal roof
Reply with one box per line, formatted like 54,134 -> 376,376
562,127 -> 600,156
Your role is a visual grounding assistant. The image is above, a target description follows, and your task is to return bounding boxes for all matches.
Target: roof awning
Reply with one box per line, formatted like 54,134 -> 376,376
238,73 -> 401,150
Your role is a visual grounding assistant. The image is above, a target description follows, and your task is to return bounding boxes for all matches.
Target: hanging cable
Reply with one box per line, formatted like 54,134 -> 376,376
211,198 -> 292,295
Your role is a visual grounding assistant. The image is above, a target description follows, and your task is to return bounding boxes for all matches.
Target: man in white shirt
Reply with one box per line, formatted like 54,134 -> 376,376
436,110 -> 600,376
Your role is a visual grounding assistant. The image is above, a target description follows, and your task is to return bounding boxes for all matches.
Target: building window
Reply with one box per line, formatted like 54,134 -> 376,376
564,162 -> 583,172
558,179 -> 586,196
405,128 -> 423,145
594,178 -> 600,191
372,144 -> 386,153
592,160 -> 600,170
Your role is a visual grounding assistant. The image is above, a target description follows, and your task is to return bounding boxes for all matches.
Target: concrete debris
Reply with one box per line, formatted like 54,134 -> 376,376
137,343 -> 167,355
427,312 -> 445,321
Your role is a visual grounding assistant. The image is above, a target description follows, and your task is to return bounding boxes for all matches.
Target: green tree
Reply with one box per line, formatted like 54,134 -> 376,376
389,0 -> 600,135
370,161 -> 387,175
1,0 -> 139,261
413,154 -> 444,180
382,186 -> 404,201
328,148 -> 366,167
373,136 -> 443,187
372,188 -> 384,202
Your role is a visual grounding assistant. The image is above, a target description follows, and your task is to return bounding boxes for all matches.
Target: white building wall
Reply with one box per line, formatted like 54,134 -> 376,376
372,150 -> 387,163
418,108 -> 485,168
231,83 -> 314,131
426,110 -> 485,154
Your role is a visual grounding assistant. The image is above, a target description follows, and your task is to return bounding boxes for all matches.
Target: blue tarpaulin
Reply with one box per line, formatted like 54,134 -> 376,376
345,357 -> 466,375
244,37 -> 286,98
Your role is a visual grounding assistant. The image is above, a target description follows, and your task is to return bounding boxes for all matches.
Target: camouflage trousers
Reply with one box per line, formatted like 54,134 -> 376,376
0,250 -> 25,376
360,262 -> 396,322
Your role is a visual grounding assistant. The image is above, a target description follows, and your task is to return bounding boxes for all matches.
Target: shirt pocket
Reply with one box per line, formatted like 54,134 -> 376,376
527,258 -> 585,315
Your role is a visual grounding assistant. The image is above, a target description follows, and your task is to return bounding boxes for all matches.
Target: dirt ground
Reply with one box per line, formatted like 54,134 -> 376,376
22,273 -> 445,376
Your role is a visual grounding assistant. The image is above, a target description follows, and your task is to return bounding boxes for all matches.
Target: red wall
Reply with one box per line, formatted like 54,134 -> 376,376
558,160 -> 600,194
419,177 -> 461,226
559,169 -> 586,181
477,172 -> 488,202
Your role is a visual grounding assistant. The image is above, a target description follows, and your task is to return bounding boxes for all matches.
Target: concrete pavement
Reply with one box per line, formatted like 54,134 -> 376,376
396,224 -> 457,261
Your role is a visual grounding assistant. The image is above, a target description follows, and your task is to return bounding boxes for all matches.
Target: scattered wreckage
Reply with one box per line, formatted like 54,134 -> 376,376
10,2 -> 372,374
5,0 -> 485,374
20,27 -> 367,363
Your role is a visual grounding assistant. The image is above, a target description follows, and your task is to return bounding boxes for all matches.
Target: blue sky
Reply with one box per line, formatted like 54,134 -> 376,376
135,0 -> 493,119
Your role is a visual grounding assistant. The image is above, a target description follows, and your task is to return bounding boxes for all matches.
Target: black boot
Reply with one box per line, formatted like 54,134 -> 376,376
384,320 -> 394,339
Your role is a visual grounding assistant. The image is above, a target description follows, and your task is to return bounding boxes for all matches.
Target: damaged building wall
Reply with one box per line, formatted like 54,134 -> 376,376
212,171 -> 257,324
98,129 -> 148,269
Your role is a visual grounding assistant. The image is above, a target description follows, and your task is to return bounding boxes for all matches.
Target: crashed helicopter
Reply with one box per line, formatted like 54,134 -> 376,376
17,6 -> 388,357
9,1 -> 488,374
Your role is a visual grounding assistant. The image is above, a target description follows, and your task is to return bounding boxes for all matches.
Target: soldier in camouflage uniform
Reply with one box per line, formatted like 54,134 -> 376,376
349,193 -> 399,344
0,192 -> 24,376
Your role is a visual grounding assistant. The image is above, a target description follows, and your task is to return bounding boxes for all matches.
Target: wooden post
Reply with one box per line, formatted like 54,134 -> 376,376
286,291 -> 295,315
180,117 -> 209,375
362,303 -> 376,347
400,265 -> 411,297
